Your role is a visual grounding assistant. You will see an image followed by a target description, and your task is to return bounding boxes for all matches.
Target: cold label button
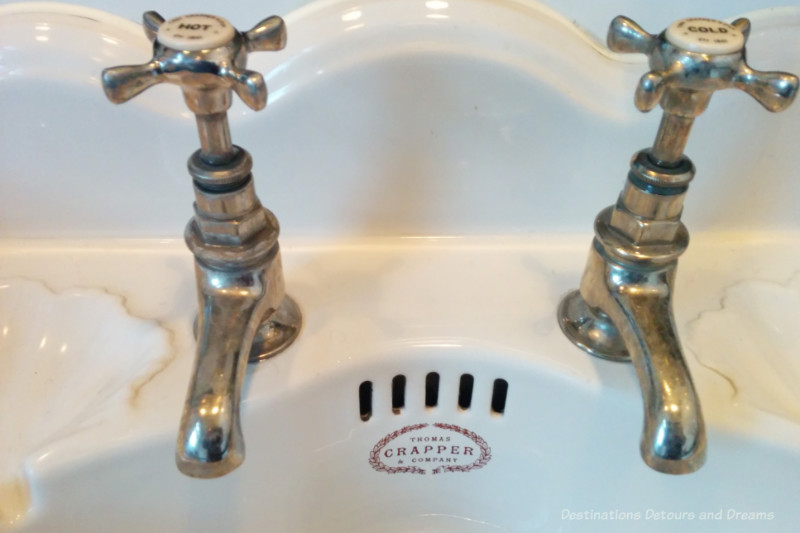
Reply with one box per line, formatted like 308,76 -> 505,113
665,18 -> 744,55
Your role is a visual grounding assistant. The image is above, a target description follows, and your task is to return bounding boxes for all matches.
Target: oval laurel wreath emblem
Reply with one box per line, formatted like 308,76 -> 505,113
369,423 -> 492,475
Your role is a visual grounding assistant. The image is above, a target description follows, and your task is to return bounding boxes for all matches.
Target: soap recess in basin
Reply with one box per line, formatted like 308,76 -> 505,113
687,274 -> 800,424
0,279 -> 169,526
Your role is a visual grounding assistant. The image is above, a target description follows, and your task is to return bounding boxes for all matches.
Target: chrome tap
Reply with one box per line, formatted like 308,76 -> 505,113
558,16 -> 797,474
102,12 -> 301,478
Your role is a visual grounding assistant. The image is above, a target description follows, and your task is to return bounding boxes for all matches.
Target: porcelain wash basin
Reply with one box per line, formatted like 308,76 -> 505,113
0,238 -> 798,533
0,0 -> 799,531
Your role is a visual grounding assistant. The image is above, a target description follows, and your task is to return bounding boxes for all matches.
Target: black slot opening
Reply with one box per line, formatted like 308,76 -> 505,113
359,381 -> 372,421
491,378 -> 508,415
392,374 -> 406,414
458,373 -> 474,410
425,372 -> 440,408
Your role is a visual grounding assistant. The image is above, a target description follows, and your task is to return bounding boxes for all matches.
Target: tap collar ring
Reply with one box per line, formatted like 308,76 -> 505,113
630,150 -> 695,190
188,146 -> 253,192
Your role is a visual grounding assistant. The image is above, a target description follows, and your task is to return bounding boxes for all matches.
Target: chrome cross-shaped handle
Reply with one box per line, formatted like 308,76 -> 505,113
102,11 -> 286,164
608,16 -> 797,115
608,16 -> 798,164
103,11 -> 285,109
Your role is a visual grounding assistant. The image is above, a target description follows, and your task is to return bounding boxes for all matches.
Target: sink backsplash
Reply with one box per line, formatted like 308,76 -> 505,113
0,0 -> 798,239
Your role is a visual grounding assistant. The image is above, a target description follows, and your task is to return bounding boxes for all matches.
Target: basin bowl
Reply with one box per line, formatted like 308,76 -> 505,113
12,343 -> 800,532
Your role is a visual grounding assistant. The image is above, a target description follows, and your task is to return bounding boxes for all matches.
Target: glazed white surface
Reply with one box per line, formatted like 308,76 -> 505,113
0,234 -> 798,532
0,0 -> 799,531
0,279 -> 169,525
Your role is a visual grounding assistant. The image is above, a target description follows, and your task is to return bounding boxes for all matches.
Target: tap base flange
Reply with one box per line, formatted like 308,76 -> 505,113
249,294 -> 302,362
189,292 -> 302,364
557,289 -> 630,363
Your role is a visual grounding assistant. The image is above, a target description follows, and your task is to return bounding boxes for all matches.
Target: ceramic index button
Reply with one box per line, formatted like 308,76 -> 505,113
157,14 -> 236,51
665,18 -> 744,55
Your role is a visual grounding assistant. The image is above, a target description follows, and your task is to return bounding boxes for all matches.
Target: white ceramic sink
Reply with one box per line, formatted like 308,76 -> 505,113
1,239 -> 799,533
1,0 -> 799,531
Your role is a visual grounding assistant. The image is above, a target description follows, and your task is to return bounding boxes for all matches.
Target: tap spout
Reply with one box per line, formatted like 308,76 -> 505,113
595,250 -> 705,473
176,251 -> 284,478
562,241 -> 706,474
